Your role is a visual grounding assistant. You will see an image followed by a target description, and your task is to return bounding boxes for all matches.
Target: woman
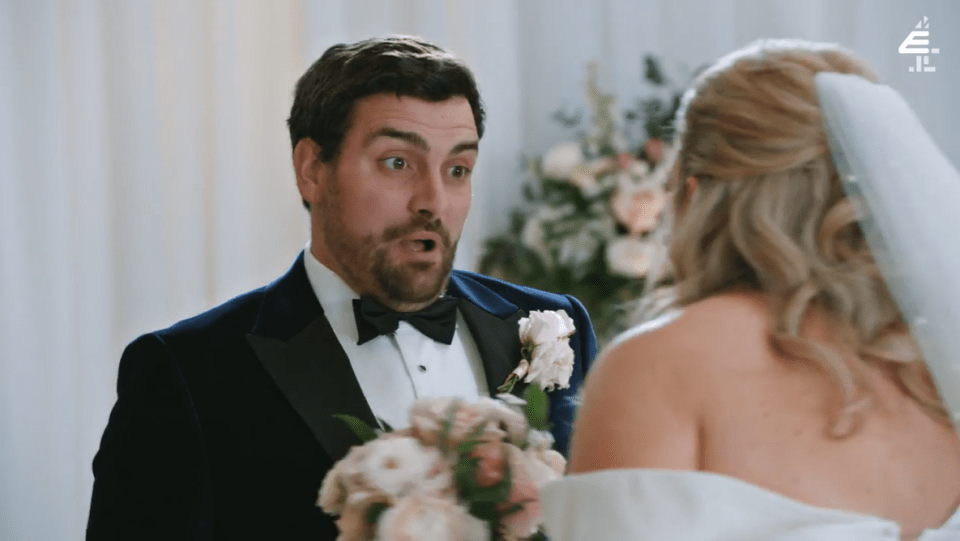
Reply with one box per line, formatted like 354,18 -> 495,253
541,40 -> 960,540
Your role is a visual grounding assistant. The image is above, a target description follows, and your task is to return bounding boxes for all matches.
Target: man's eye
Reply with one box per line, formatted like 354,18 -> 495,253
450,165 -> 471,178
384,157 -> 407,170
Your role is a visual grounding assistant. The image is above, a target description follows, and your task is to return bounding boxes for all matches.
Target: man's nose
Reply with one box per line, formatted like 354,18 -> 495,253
410,167 -> 446,220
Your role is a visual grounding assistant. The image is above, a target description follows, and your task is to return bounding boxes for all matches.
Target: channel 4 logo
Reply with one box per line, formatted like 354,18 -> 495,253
899,16 -> 940,73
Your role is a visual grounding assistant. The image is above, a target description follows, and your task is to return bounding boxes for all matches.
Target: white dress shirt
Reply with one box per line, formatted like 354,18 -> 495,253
302,245 -> 489,430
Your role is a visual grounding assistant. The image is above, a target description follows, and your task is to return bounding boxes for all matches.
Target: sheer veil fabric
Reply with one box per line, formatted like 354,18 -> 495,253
815,73 -> 960,434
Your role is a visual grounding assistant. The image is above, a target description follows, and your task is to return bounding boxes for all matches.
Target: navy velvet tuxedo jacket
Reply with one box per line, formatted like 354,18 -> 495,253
87,252 -> 596,540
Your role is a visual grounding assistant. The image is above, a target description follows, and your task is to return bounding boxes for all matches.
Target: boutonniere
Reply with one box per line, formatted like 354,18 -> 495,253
498,310 -> 576,394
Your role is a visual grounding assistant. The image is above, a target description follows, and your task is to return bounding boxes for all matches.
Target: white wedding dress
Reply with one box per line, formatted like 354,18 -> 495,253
541,72 -> 960,541
541,469 -> 960,540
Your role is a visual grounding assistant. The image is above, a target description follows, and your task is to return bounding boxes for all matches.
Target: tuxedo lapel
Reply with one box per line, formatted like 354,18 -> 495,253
245,253 -> 376,462
457,298 -> 530,398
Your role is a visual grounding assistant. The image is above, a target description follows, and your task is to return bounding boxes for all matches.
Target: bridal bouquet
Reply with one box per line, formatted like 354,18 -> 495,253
317,390 -> 563,541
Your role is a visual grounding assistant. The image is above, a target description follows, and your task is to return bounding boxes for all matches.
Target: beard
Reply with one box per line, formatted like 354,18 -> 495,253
319,180 -> 458,307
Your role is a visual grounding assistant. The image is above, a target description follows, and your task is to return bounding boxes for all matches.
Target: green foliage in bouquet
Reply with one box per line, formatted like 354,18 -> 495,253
479,56 -> 693,343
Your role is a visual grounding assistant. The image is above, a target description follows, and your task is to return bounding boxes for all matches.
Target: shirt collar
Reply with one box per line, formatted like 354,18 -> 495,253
302,242 -> 359,320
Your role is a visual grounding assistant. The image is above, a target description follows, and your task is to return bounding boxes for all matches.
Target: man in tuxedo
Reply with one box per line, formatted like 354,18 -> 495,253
87,36 -> 596,540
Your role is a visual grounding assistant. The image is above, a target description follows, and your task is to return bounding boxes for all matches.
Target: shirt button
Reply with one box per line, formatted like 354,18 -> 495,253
418,365 -> 427,373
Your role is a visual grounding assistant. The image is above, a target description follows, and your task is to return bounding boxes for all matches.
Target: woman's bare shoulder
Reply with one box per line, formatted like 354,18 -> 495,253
605,290 -> 771,371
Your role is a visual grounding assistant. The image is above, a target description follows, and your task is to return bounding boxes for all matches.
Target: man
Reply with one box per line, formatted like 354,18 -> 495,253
87,36 -> 596,540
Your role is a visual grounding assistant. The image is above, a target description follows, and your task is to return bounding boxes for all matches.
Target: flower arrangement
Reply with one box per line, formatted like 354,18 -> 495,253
318,390 -> 562,541
479,56 -> 693,343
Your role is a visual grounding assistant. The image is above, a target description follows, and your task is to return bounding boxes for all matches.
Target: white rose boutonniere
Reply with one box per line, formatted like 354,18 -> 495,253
498,310 -> 576,394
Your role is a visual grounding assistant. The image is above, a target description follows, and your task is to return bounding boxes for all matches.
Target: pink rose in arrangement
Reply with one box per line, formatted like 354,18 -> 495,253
470,440 -> 508,488
644,137 -> 665,163
319,392 -> 566,541
498,446 -> 544,540
610,185 -> 666,235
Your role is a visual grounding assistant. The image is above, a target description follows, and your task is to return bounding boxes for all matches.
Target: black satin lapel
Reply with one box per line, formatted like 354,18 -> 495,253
457,300 -> 530,398
246,315 -> 378,462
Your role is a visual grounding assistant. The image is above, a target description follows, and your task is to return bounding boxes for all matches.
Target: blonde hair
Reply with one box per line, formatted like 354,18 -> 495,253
667,39 -> 947,435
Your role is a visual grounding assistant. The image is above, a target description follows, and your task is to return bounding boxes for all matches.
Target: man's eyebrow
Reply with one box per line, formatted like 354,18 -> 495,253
365,128 -> 429,151
451,141 -> 479,155
365,127 -> 479,155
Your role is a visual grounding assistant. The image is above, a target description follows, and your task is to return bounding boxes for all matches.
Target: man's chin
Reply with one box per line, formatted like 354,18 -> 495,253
376,264 -> 451,307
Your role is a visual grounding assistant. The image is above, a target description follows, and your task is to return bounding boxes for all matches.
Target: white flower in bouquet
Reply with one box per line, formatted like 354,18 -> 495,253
408,397 -> 463,447
409,396 -> 529,449
523,430 -> 566,486
606,236 -> 657,277
378,492 -> 489,541
447,397 -> 529,448
525,429 -> 555,452
333,490 -> 390,541
318,442 -> 376,515
523,448 -> 565,488
354,436 -> 445,500
541,141 -> 584,180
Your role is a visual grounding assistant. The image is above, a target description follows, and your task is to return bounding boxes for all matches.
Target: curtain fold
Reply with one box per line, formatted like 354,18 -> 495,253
0,1 -> 955,538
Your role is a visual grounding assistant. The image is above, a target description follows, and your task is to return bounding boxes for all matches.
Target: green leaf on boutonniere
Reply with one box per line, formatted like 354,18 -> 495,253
333,414 -> 378,443
523,385 -> 549,431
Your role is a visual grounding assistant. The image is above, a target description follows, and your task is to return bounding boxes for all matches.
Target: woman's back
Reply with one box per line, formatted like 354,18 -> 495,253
568,291 -> 960,539
689,292 -> 960,536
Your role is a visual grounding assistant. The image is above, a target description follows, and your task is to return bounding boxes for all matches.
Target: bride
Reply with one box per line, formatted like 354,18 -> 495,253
541,40 -> 960,540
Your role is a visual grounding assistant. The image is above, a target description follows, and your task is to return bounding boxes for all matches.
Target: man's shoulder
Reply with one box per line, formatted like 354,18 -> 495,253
152,285 -> 269,341
449,270 -> 586,316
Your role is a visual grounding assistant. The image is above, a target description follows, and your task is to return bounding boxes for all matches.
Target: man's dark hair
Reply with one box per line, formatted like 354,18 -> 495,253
287,35 -> 485,164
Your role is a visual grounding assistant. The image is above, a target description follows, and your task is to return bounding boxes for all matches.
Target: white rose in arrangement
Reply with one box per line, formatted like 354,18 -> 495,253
355,436 -> 444,500
525,429 -> 555,453
378,492 -> 490,541
408,397 -> 463,447
519,310 -> 576,346
628,158 -> 651,178
523,448 -> 565,487
525,339 -> 575,391
520,216 -> 551,264
541,141 -> 584,180
318,442 -> 375,514
606,236 -> 656,277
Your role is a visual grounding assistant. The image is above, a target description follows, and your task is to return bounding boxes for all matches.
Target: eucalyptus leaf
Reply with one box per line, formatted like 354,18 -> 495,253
333,414 -> 378,443
366,502 -> 389,524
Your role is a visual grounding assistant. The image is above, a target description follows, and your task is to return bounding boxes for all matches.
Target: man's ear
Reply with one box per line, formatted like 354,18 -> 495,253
685,175 -> 699,196
293,138 -> 327,207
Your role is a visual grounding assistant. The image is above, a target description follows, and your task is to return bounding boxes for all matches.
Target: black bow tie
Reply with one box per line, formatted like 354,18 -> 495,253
352,297 -> 459,345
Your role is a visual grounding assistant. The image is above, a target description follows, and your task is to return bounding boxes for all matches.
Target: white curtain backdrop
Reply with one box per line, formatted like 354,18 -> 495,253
0,0 -> 956,538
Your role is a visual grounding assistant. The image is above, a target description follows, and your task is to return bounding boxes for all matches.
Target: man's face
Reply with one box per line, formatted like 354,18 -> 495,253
302,94 -> 478,311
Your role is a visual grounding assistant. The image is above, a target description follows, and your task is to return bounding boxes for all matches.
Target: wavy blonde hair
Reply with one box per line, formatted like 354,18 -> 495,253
667,39 -> 947,436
